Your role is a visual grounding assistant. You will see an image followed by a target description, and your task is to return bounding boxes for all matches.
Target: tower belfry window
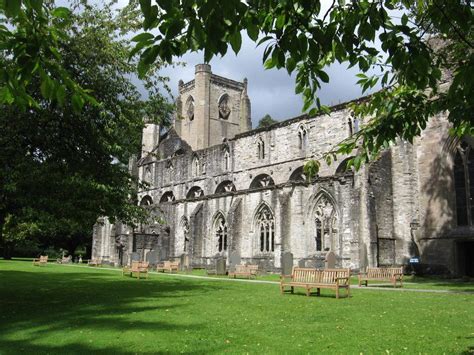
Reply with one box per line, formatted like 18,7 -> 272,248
298,125 -> 308,150
218,94 -> 231,119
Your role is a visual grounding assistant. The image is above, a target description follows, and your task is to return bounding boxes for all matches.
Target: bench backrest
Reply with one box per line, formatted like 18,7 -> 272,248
131,261 -> 149,270
291,267 -> 350,284
162,260 -> 179,268
235,264 -> 258,274
366,267 -> 403,278
317,268 -> 351,284
291,267 -> 319,283
40,256 -> 48,262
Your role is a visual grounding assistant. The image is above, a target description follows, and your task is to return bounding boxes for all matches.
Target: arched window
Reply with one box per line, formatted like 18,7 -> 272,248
192,155 -> 200,176
139,195 -> 153,206
180,217 -> 190,252
186,186 -> 204,199
166,160 -> 174,181
257,137 -> 265,159
289,166 -> 306,182
335,157 -> 355,175
298,125 -> 308,150
314,194 -> 338,251
215,180 -> 236,194
186,96 -> 194,120
214,213 -> 228,252
144,166 -> 152,183
159,191 -> 175,203
454,142 -> 474,226
255,204 -> 275,253
218,94 -> 231,119
223,148 -> 230,171
250,174 -> 274,189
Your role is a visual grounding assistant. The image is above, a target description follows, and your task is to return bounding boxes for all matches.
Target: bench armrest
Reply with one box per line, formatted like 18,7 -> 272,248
335,277 -> 350,285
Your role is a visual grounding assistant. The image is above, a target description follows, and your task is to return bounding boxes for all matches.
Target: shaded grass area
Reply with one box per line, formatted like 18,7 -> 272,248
0,260 -> 473,354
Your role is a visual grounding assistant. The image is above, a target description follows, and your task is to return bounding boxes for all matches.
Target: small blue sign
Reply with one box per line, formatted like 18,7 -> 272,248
409,257 -> 420,264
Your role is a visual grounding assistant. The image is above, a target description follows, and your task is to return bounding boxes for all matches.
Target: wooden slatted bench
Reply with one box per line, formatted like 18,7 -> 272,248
33,255 -> 48,266
280,267 -> 351,298
56,255 -> 72,264
123,261 -> 149,279
88,259 -> 102,267
228,264 -> 259,279
156,260 -> 179,273
358,267 -> 403,287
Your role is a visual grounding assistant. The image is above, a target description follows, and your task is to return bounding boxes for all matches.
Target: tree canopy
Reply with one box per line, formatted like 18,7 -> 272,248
133,0 -> 473,173
0,1 -> 173,257
257,114 -> 279,128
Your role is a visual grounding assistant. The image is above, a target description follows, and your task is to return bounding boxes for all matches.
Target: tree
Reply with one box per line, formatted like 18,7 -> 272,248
257,114 -> 279,128
0,2 -> 173,258
133,0 -> 473,174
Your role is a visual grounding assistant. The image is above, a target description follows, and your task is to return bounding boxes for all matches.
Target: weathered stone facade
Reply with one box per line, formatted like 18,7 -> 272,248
92,65 -> 474,276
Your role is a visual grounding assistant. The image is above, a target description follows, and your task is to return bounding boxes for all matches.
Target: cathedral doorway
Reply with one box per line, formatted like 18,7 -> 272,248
456,241 -> 474,277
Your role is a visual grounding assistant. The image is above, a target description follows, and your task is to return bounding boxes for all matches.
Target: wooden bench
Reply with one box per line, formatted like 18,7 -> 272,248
280,267 -> 351,298
156,261 -> 179,273
88,259 -> 102,267
358,267 -> 403,288
228,264 -> 259,279
123,261 -> 149,279
56,255 -> 72,264
33,255 -> 48,266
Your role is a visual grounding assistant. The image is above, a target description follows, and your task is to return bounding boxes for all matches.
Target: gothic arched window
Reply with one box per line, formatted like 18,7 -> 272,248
186,96 -> 194,121
298,125 -> 308,150
255,204 -> 275,253
454,142 -> 474,226
218,94 -> 231,119
192,155 -> 200,176
144,166 -> 152,183
314,194 -> 338,251
214,214 -> 228,252
223,148 -> 230,171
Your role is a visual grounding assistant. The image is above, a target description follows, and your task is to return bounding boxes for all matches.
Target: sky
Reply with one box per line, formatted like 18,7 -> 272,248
159,35 -> 372,127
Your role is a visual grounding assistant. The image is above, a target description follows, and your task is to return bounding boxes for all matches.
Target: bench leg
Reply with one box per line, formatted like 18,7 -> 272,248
347,286 -> 351,298
317,288 -> 320,296
291,286 -> 294,294
336,287 -> 339,299
306,288 -> 311,297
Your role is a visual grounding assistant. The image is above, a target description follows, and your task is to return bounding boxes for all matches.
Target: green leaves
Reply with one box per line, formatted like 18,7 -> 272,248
229,31 -> 242,54
4,0 -> 21,17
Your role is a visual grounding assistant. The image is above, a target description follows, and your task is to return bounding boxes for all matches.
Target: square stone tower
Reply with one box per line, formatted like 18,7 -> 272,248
175,64 -> 251,151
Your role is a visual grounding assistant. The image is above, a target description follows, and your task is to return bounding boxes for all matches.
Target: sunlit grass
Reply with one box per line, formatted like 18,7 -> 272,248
0,260 -> 473,354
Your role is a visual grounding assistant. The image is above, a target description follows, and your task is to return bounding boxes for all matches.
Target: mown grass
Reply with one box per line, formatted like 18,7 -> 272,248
0,260 -> 473,354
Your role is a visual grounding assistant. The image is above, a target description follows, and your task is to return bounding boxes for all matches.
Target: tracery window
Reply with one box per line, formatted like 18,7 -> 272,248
218,94 -> 231,119
186,96 -> 194,121
214,214 -> 228,252
455,142 -> 474,226
314,195 -> 338,251
255,204 -> 275,252
298,125 -> 308,150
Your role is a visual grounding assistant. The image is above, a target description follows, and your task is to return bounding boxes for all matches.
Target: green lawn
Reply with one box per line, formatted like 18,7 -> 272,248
0,260 -> 473,354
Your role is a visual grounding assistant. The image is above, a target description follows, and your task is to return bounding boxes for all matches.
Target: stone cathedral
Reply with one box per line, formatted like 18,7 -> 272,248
92,64 -> 474,276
